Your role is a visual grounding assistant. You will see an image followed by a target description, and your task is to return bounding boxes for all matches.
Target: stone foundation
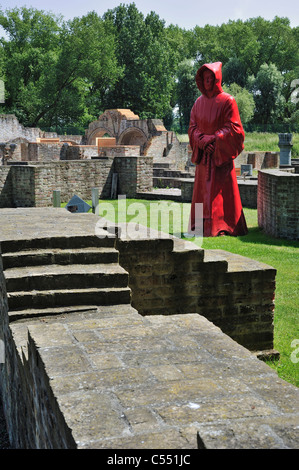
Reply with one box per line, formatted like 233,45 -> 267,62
234,151 -> 280,170
115,227 -> 276,351
258,169 -> 299,240
237,179 -> 258,209
0,209 -> 297,449
0,157 -> 154,207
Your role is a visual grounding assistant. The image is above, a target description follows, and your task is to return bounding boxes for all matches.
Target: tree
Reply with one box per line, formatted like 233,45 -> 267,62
102,4 -> 175,121
223,83 -> 254,125
222,57 -> 247,88
165,24 -> 193,67
246,17 -> 298,75
36,11 -> 121,130
0,6 -> 62,124
0,7 -> 121,131
250,63 -> 285,126
175,59 -> 199,132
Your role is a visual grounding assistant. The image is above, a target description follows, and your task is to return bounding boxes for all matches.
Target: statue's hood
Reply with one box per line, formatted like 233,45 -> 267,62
195,62 -> 223,97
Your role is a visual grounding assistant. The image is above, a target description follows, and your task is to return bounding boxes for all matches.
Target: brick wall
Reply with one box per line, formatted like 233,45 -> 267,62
181,179 -> 194,202
26,143 -> 62,162
116,231 -> 276,351
258,169 -> 299,240
234,151 -> 279,169
33,160 -> 114,205
0,254 -> 76,448
12,166 -> 35,207
114,156 -> 153,197
0,167 -> 12,207
0,115 -> 41,142
146,133 -> 188,171
0,157 -> 154,207
180,178 -> 258,208
238,180 -> 258,209
60,144 -> 99,160
248,152 -> 279,169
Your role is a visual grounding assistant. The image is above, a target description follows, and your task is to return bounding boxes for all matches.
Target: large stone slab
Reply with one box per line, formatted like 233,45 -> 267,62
9,309 -> 299,449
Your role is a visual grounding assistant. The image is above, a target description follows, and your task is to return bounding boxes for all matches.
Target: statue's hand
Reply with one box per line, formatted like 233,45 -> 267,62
197,134 -> 215,150
204,142 -> 215,155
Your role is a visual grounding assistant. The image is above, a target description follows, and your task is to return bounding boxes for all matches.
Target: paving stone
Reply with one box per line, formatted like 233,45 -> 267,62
1,209 -> 298,449
197,416 -> 299,449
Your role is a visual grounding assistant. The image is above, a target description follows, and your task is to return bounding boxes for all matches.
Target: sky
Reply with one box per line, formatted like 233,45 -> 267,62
0,0 -> 298,29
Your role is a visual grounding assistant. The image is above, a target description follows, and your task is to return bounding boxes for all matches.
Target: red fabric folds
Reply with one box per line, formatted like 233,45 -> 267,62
188,62 -> 248,237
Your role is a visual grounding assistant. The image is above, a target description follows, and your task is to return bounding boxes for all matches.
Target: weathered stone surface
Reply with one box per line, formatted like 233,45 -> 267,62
258,169 -> 299,240
0,208 -> 297,450
4,309 -> 298,449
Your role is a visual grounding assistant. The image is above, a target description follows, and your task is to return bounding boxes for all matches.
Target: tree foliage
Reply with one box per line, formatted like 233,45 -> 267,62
223,83 -> 255,124
0,5 -> 298,133
250,63 -> 285,125
102,4 -> 175,120
175,59 -> 199,132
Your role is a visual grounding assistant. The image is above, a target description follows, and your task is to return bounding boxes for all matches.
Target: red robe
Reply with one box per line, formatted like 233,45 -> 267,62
188,62 -> 248,237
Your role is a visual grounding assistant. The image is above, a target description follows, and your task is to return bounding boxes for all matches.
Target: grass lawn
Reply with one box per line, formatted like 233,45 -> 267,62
177,132 -> 299,157
88,198 -> 299,387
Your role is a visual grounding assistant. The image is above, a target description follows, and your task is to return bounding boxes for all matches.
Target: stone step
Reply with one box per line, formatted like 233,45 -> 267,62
153,163 -> 170,169
2,247 -> 119,269
153,176 -> 184,189
7,286 -> 131,310
135,190 -> 182,201
5,263 -> 128,292
0,234 -> 115,253
153,169 -> 193,178
8,304 -> 138,323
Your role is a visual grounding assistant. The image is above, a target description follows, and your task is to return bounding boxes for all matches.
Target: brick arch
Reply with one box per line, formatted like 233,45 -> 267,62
87,128 -> 113,145
118,128 -> 147,147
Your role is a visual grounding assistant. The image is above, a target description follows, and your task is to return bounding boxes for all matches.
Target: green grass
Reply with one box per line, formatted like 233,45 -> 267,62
86,198 -> 299,387
177,132 -> 299,157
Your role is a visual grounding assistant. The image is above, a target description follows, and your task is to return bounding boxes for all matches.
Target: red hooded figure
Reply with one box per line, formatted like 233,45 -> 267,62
188,62 -> 248,237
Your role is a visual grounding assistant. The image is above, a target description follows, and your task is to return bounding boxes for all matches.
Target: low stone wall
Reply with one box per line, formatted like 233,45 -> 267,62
237,179 -> 258,209
248,152 -> 279,170
234,151 -> 279,169
12,166 -> 36,207
115,156 -> 153,197
60,144 -> 99,160
180,178 -> 258,208
0,167 -> 12,207
24,142 -> 62,162
0,157 -> 154,207
0,211 -> 283,448
116,229 -> 276,351
0,258 -> 76,448
146,133 -> 188,171
258,169 -> 299,240
181,179 -> 194,202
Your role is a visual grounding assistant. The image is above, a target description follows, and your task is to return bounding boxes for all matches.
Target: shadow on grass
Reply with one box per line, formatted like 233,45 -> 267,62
238,226 -> 299,249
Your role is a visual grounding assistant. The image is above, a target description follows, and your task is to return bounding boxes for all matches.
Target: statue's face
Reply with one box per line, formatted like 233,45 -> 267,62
203,70 -> 215,92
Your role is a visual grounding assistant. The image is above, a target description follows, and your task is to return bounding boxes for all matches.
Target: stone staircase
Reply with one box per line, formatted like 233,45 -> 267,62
153,163 -> 194,189
1,235 -> 131,322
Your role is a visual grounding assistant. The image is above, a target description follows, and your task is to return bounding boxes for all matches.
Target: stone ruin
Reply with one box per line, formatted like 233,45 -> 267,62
0,113 -> 298,448
0,208 -> 298,449
0,110 -> 188,170
0,112 -> 298,240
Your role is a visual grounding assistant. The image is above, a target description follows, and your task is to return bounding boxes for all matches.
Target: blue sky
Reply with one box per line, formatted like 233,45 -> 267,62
0,0 -> 298,28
